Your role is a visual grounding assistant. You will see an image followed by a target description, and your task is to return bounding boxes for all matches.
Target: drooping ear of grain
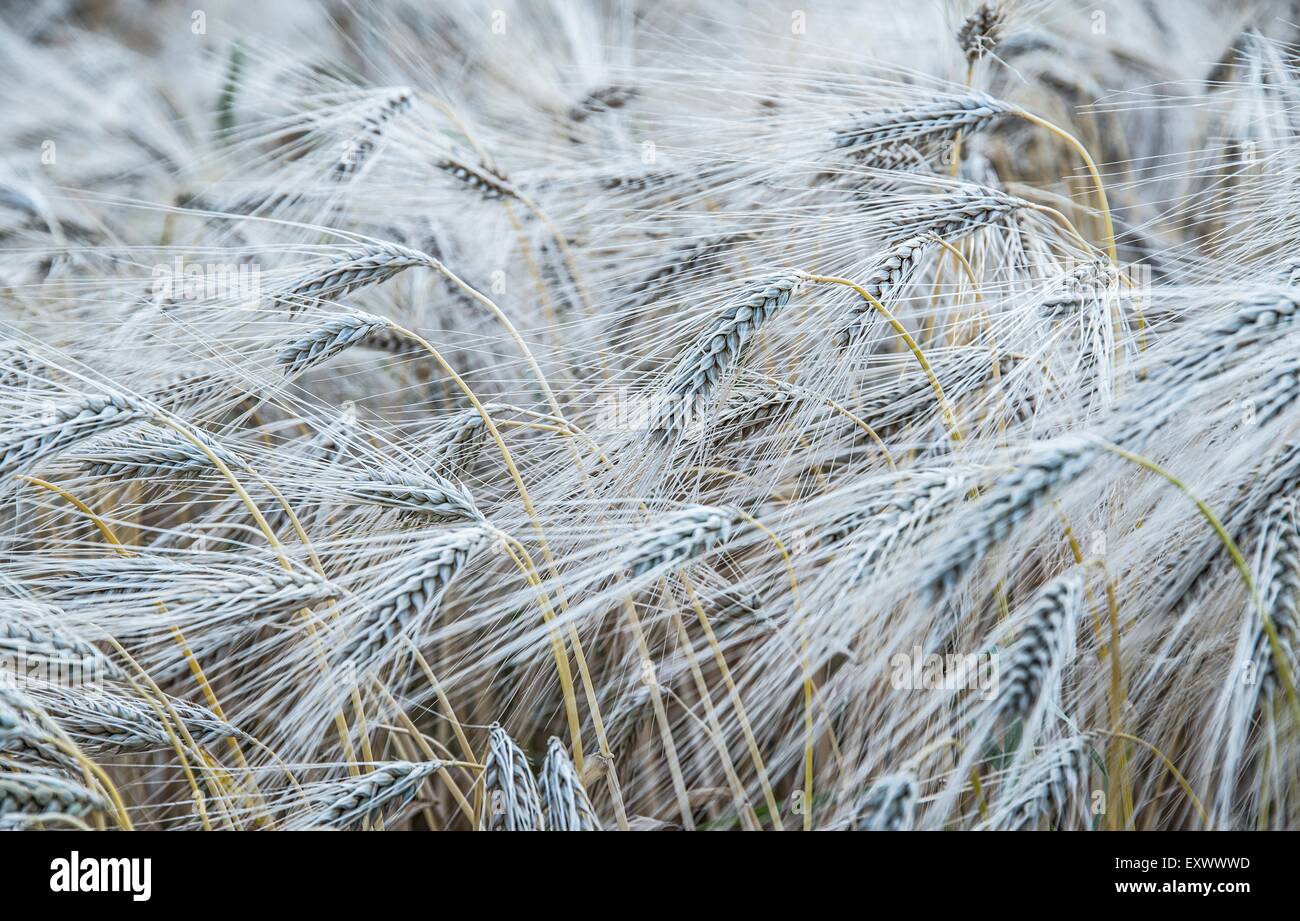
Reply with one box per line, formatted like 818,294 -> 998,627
655,272 -> 806,435
992,736 -> 1090,831
277,312 -> 392,377
996,571 -> 1085,721
1246,498 -> 1300,707
29,686 -> 241,754
624,505 -> 742,577
331,87 -> 414,181
73,427 -> 237,480
888,186 -> 1029,244
0,616 -> 120,677
833,93 -> 1014,165
277,243 -> 432,313
851,772 -> 918,831
480,725 -> 544,831
0,769 -> 108,819
292,761 -> 442,830
0,393 -> 145,481
0,695 -> 82,773
435,157 -> 519,200
539,736 -> 601,831
344,467 -> 483,522
836,235 -> 935,346
336,527 -> 493,667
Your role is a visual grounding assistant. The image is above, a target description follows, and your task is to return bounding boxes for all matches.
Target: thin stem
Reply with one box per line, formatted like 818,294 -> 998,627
1098,442 -> 1300,728
1014,109 -> 1118,266
1100,730 -> 1208,827
810,274 -> 963,440
679,573 -> 783,829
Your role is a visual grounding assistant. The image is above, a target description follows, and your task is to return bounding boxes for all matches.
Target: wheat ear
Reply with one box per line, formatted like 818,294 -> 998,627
292,761 -> 442,830
539,736 -> 601,831
480,724 -> 544,831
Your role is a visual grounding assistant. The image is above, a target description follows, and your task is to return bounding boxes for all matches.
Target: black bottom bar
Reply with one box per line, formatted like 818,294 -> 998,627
0,831 -> 1272,908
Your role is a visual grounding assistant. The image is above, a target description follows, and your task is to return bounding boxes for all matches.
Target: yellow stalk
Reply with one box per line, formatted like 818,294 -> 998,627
810,274 -> 964,440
